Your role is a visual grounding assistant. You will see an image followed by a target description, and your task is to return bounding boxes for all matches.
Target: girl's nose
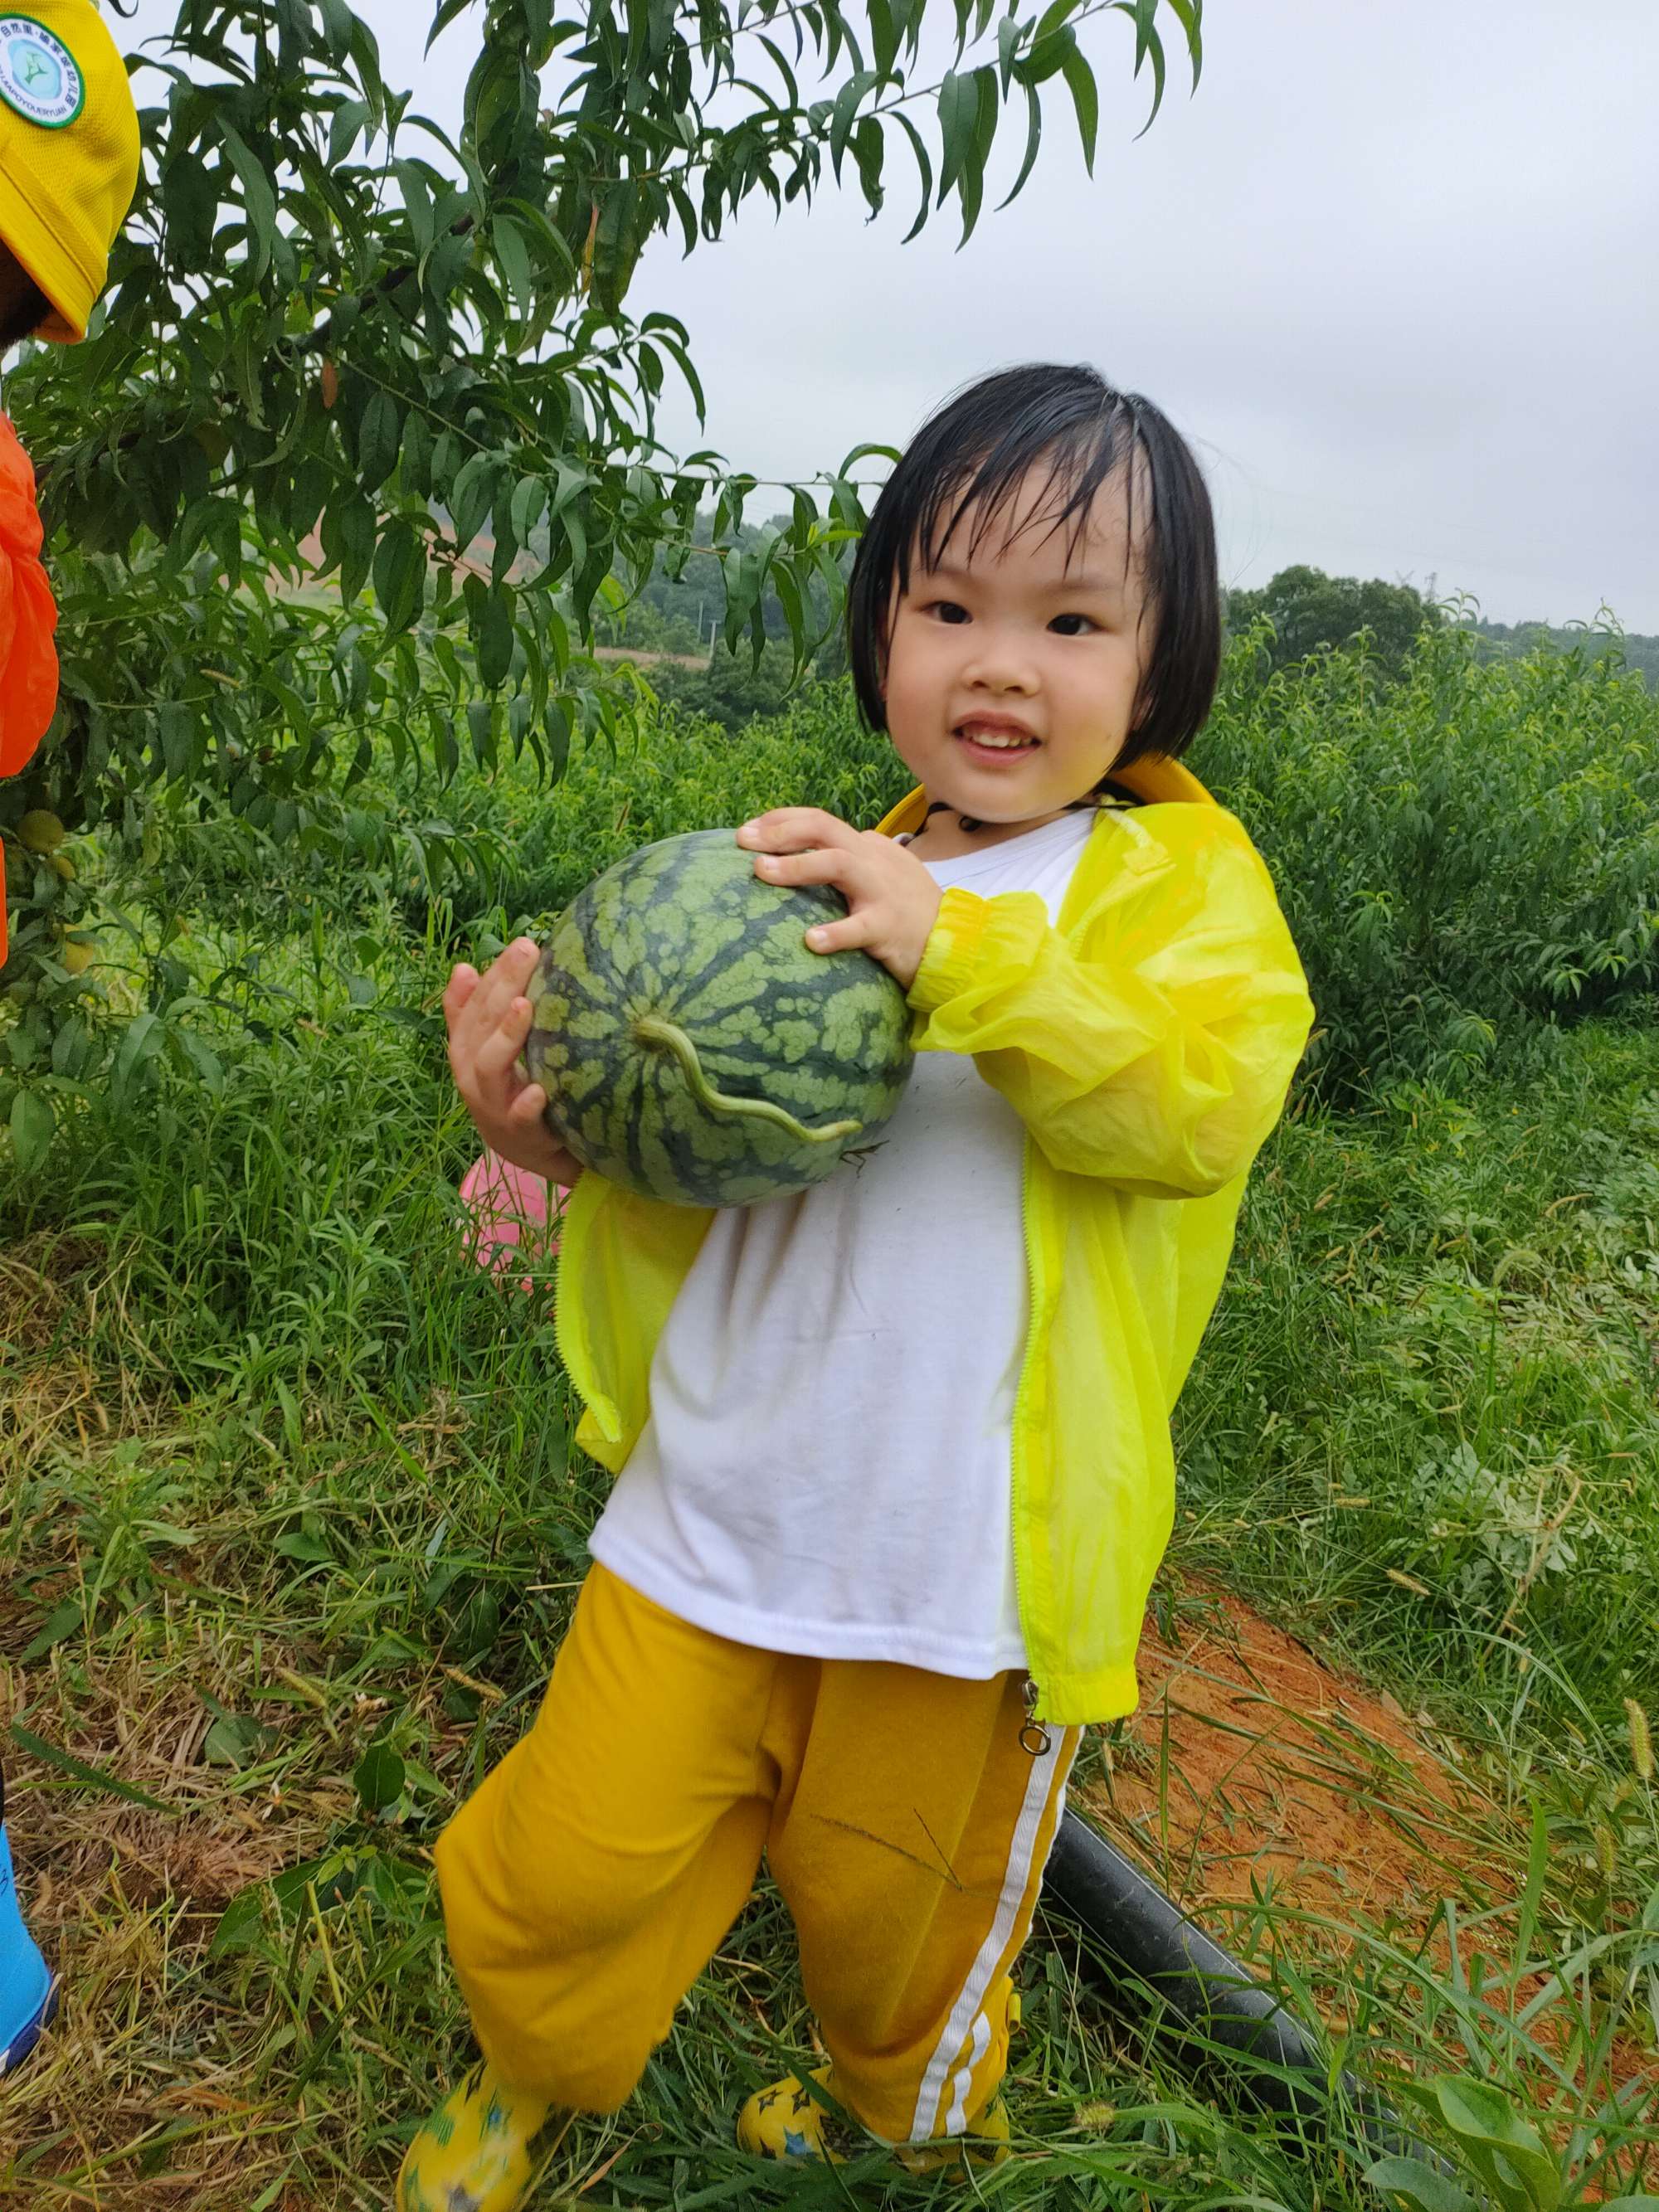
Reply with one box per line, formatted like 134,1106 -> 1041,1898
962,628 -> 1039,694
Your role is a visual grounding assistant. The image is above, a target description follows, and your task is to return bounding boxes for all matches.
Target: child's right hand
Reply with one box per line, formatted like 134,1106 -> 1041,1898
444,939 -> 583,1186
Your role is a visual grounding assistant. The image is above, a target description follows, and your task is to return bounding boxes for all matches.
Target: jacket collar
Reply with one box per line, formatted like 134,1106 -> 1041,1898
875,751 -> 1214,839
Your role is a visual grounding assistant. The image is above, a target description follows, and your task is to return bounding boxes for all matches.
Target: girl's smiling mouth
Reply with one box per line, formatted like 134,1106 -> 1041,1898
954,715 -> 1040,761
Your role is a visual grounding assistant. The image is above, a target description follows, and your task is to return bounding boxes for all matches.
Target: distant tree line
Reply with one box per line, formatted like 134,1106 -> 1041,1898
594,528 -> 1656,730
1464,616 -> 1657,691
1226,566 -> 1656,692
1224,565 -> 1447,678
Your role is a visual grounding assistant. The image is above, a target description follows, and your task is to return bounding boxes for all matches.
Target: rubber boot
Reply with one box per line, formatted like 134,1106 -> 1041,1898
737,2063 -> 1010,2172
396,2059 -> 572,2212
0,1785 -> 57,2077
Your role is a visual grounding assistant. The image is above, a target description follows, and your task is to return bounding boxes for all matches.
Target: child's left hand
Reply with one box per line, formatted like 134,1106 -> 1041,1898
737,809 -> 943,991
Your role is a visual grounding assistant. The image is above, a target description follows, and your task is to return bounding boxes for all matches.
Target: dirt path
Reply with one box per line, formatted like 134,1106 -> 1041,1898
1083,1585 -> 1510,1949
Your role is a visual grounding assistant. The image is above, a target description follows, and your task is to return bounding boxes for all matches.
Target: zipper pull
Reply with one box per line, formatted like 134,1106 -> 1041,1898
1019,1676 -> 1053,1758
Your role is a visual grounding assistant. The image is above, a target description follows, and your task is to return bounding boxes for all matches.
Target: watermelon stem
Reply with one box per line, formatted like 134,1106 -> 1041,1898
631,1018 -> 862,1147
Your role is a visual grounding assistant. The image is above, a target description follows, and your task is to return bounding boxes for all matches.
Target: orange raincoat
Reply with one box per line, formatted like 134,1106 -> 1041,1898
0,413 -> 61,966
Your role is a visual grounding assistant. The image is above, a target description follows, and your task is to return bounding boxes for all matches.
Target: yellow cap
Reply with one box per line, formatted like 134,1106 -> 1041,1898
0,3 -> 139,343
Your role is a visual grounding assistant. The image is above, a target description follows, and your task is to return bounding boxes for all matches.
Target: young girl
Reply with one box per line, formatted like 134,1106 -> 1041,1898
401,362 -> 1314,2209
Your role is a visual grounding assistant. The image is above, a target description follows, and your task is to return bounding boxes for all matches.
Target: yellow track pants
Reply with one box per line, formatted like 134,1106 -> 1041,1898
434,1563 -> 1081,2144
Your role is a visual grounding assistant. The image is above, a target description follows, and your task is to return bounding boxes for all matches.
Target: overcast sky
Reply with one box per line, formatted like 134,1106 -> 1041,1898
124,1 -> 1659,628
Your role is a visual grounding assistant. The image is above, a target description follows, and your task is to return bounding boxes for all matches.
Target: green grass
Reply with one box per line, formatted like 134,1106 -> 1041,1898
1180,1018 -> 1659,1741
2,716 -> 1658,2203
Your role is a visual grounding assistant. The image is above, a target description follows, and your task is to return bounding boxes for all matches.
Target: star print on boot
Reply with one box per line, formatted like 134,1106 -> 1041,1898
396,2060 -> 572,2212
737,2063 -> 1012,2175
736,2066 -> 864,2164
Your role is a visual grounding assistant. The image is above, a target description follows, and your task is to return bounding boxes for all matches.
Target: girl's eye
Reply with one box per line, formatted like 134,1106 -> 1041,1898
1048,613 -> 1097,637
925,600 -> 971,625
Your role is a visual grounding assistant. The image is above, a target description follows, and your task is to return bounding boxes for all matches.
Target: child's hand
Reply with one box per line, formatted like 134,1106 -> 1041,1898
444,940 -> 583,1185
737,810 -> 943,991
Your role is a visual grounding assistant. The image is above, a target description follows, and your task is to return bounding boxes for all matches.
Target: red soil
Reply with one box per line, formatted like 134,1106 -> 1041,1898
1083,1587 -> 1511,1944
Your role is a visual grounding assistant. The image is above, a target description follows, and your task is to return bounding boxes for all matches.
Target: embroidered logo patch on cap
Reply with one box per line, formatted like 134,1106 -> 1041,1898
0,16 -> 84,130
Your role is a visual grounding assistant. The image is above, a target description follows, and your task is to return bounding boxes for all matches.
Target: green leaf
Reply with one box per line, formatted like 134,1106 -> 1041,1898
9,1723 -> 173,1814
229,317 -> 268,428
1061,44 -> 1099,175
830,70 -> 878,179
9,1087 -> 54,1174
957,67 -> 999,242
1165,0 -> 1202,88
208,1881 -> 276,1959
160,151 -> 218,266
373,519 -> 427,633
426,0 -> 474,54
936,70 -> 978,202
110,1013 -> 166,1111
328,95 -> 372,168
590,180 -> 646,314
393,158 -> 437,255
998,81 -> 1043,208
651,327 -> 706,422
210,1853 -> 355,1958
170,1027 -> 225,1098
203,1713 -> 273,1769
275,1532 -> 335,1566
357,389 -> 403,493
157,702 -> 197,781
218,124 -> 279,283
771,557 -> 807,666
1016,19 -> 1078,85
449,452 -> 498,554
317,0 -> 357,61
1363,2157 -> 1476,2212
493,213 -> 535,320
401,410 -> 435,499
332,493 -> 377,603
852,116 -> 885,215
465,699 -> 495,768
891,110 -> 935,241
1112,0 -> 1167,138
509,474 -> 548,566
1420,2075 -> 1561,2212
476,584 -> 515,689
354,1741 -> 406,1815
19,1599 -> 84,1667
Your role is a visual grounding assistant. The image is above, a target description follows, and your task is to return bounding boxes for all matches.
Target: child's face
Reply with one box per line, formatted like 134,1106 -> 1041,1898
881,464 -> 1151,837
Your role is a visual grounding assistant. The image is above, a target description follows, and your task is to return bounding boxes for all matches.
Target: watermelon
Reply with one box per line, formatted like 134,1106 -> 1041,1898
523,829 -> 914,1207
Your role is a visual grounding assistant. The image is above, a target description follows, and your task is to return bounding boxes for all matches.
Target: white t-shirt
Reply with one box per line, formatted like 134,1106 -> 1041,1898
588,807 -> 1100,1677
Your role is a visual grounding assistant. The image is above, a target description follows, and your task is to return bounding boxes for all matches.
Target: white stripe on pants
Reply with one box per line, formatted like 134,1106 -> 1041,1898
907,1719 -> 1078,2142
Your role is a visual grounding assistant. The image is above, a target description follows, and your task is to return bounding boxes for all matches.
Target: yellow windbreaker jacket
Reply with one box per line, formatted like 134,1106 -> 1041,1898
553,752 -> 1315,1724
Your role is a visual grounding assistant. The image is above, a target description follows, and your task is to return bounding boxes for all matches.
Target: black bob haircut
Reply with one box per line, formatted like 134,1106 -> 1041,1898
0,274 -> 49,352
847,363 -> 1221,771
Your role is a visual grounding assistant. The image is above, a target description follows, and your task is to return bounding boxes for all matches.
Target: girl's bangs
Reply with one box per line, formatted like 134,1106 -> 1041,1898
906,399 -> 1145,590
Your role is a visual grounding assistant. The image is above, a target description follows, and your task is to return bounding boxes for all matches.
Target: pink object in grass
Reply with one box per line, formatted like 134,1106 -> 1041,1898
460,1151 -> 568,1294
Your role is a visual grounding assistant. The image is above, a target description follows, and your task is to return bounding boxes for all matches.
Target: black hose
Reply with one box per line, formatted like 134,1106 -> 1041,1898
1042,1807 -> 1448,2170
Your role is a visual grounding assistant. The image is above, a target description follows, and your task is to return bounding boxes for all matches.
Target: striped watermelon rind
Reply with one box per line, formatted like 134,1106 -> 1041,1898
523,829 -> 914,1207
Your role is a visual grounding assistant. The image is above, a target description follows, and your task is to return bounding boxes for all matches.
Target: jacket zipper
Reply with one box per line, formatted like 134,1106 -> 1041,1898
1019,1674 -> 1053,1757
1009,1138 -> 1044,1726
1009,811 -> 1114,1730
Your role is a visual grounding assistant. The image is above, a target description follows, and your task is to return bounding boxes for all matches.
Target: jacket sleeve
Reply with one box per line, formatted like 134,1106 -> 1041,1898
905,810 -> 1315,1198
